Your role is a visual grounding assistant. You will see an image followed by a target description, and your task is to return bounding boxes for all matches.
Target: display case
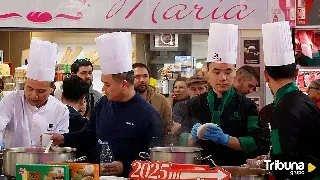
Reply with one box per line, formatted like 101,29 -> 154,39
296,66 -> 320,92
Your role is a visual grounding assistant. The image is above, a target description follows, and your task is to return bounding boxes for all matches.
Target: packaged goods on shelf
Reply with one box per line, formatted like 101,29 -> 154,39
3,83 -> 15,91
0,64 -> 10,75
0,75 -> 13,83
14,66 -> 27,82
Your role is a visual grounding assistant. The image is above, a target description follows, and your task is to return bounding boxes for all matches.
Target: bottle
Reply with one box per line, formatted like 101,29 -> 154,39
162,75 -> 169,97
99,140 -> 114,176
63,63 -> 71,74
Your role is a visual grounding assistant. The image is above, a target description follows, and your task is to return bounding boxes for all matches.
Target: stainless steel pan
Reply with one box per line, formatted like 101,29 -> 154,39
1,147 -> 82,177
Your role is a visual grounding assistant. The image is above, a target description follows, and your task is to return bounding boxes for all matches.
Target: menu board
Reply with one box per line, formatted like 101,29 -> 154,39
244,40 -> 261,64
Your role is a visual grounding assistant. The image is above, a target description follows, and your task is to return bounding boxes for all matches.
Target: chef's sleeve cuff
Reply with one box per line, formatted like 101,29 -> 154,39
238,136 -> 257,154
179,132 -> 190,146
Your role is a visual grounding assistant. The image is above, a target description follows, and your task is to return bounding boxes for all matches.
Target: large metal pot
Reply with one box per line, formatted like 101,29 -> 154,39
2,147 -> 77,177
221,166 -> 268,180
140,146 -> 207,164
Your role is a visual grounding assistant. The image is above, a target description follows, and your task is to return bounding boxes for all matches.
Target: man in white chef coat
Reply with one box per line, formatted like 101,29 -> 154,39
0,40 -> 69,148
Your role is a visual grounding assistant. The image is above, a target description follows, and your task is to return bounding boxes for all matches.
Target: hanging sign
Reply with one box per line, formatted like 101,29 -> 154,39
296,0 -> 320,26
268,0 -> 295,27
0,0 -> 267,29
129,160 -> 231,180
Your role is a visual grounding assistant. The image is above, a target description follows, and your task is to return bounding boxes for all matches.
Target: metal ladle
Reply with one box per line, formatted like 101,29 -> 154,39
44,140 -> 53,153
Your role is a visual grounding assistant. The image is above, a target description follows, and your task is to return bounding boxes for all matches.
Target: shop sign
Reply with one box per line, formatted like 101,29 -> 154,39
268,0 -> 295,27
129,160 -> 231,180
296,0 -> 320,26
0,0 -> 267,29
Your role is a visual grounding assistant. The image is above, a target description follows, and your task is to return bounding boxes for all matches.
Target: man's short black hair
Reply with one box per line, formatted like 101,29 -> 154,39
112,70 -> 134,85
265,63 -> 297,81
132,63 -> 150,76
71,59 -> 93,74
62,75 -> 90,102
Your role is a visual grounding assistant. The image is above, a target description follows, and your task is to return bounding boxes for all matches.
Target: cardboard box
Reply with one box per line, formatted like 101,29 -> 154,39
16,164 -> 70,180
47,162 -> 99,180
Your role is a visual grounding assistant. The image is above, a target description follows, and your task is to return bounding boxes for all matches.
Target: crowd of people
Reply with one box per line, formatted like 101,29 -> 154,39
0,21 -> 319,179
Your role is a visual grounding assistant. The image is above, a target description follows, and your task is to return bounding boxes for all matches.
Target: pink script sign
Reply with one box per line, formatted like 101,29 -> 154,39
0,0 -> 267,29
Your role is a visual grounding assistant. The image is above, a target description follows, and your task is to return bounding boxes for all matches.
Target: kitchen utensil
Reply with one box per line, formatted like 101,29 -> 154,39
2,147 -> 77,177
139,146 -> 203,164
221,166 -> 268,180
44,140 -> 53,153
41,134 -> 53,147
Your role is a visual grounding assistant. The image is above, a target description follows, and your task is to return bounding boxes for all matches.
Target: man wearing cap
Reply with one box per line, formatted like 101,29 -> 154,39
0,40 -> 69,148
188,23 -> 266,166
262,21 -> 320,179
171,74 -> 208,144
50,32 -> 164,178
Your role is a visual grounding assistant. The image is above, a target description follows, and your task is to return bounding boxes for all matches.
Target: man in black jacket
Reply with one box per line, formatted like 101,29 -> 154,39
188,23 -> 267,166
262,21 -> 320,179
61,75 -> 90,132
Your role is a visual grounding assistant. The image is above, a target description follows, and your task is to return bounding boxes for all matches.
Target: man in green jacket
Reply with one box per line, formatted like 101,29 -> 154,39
188,23 -> 267,166
262,21 -> 320,179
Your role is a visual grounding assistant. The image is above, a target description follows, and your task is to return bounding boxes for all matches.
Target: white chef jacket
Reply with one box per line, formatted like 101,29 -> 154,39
0,90 -> 69,148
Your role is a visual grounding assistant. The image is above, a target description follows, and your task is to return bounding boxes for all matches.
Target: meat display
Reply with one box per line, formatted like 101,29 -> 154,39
296,70 -> 320,92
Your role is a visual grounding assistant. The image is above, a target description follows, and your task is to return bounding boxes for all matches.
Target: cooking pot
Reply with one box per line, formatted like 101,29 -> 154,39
1,147 -> 80,177
221,166 -> 268,180
139,146 -> 214,165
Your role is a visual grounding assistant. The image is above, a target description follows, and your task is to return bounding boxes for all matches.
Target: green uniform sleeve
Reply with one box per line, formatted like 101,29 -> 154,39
237,100 -> 267,155
238,115 -> 258,153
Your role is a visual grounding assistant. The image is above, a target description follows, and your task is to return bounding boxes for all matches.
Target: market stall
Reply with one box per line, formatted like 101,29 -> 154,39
0,0 -> 269,98
0,0 -> 278,179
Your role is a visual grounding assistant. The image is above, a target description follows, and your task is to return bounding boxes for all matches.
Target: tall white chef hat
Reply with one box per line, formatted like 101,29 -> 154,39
207,23 -> 238,64
27,40 -> 58,82
262,21 -> 295,66
96,32 -> 132,75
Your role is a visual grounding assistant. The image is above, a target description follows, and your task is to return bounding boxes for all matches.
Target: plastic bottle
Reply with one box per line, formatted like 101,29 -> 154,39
63,63 -> 71,74
162,75 -> 169,97
99,140 -> 114,176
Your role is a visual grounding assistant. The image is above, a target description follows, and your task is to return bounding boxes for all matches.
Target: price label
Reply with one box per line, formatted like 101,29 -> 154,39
129,161 -> 231,180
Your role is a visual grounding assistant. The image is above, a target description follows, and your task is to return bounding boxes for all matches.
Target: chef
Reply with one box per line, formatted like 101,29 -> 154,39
50,32 -> 164,177
0,40 -> 69,148
262,21 -> 320,179
188,23 -> 267,166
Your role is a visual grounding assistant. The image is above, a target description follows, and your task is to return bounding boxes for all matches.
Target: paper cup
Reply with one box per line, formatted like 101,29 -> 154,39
41,134 -> 52,146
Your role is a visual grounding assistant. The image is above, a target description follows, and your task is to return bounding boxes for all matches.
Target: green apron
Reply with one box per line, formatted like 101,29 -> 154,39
179,88 -> 235,145
207,88 -> 235,126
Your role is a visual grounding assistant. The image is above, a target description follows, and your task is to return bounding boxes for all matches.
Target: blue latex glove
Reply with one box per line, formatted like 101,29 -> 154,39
203,126 -> 229,145
191,123 -> 202,141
